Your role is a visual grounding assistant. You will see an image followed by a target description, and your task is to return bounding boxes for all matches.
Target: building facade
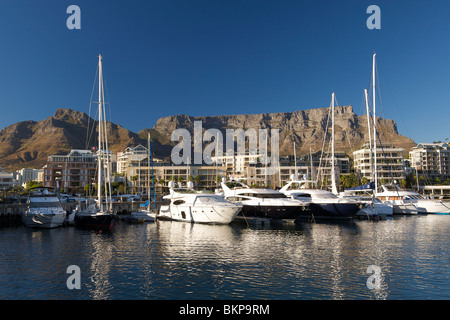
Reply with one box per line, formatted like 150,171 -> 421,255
14,168 -> 43,187
0,168 -> 14,190
43,149 -> 97,193
409,143 -> 450,180
353,143 -> 406,183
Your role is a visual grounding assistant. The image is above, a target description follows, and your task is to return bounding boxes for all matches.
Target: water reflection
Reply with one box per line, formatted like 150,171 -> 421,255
0,215 -> 449,299
87,232 -> 114,299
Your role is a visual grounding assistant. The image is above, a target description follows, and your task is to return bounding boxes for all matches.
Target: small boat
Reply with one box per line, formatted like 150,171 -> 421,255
21,187 -> 66,228
221,180 -> 309,220
130,201 -> 157,222
159,184 -> 242,224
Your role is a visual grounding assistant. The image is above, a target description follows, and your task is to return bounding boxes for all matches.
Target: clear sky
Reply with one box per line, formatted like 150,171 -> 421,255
0,0 -> 449,144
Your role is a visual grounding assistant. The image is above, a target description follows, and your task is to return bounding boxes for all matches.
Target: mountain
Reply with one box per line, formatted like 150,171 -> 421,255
149,105 -> 416,156
0,106 -> 416,171
0,108 -> 146,171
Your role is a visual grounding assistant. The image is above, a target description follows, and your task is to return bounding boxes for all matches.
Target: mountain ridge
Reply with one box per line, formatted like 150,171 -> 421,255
0,107 -> 416,171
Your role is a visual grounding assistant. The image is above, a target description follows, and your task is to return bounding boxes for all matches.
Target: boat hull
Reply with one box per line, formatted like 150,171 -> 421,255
240,204 -> 308,220
415,200 -> 450,214
358,202 -> 393,217
385,201 -> 418,215
301,203 -> 361,219
74,213 -> 117,231
22,212 -> 65,228
158,204 -> 241,224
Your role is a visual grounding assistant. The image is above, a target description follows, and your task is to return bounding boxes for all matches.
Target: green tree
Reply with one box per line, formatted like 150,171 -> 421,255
194,175 -> 201,186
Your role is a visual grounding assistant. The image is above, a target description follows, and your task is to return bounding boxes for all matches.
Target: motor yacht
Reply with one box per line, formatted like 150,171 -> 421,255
280,180 -> 361,219
22,187 -> 66,228
159,187 -> 242,224
376,184 -> 450,214
221,181 -> 309,220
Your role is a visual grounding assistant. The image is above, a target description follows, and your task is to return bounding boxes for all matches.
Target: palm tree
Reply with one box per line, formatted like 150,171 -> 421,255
194,175 -> 201,187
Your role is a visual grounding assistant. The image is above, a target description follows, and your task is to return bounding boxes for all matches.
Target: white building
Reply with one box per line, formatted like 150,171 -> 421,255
211,153 -> 262,176
409,143 -> 450,180
14,168 -> 43,187
0,168 -> 15,190
117,145 -> 152,174
353,143 -> 406,183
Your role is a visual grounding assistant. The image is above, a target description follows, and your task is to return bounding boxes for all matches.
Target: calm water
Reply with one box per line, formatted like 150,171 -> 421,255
0,215 -> 449,300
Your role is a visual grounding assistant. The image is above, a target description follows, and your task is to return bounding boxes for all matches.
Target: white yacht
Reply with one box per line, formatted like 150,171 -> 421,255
376,184 -> 450,214
159,187 -> 242,224
375,184 -> 418,215
22,187 -> 66,228
221,181 -> 309,220
280,180 -> 361,219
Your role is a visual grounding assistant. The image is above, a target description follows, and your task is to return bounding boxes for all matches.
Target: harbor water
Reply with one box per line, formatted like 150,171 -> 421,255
0,215 -> 449,300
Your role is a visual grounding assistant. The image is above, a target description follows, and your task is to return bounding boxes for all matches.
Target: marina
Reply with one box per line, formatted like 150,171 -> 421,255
1,1 -> 450,305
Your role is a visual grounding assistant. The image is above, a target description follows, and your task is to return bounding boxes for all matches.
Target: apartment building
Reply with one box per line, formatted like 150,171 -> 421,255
353,143 -> 406,183
14,168 -> 43,187
0,168 -> 14,190
117,145 -> 150,174
409,143 -> 450,180
43,149 -> 97,193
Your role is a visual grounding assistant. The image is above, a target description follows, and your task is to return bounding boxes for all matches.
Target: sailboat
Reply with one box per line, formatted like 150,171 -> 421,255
341,56 -> 393,218
130,132 -> 157,222
366,54 -> 416,215
73,54 -> 117,231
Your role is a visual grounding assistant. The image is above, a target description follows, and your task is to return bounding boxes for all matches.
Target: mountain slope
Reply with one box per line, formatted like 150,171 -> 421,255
0,106 -> 416,171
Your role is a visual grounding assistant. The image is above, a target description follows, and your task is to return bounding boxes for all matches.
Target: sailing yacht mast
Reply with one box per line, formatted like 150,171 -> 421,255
293,142 -> 297,180
149,132 -> 157,210
97,54 -> 103,211
364,88 -> 374,185
331,92 -> 338,194
372,53 -> 378,193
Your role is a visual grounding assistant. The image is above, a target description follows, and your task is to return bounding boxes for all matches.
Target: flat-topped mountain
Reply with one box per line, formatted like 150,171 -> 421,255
0,106 -> 415,171
150,105 -> 416,156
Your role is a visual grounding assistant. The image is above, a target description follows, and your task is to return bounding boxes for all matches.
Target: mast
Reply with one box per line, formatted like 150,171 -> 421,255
149,131 -> 157,211
331,92 -> 338,194
365,87 -> 374,178
147,132 -> 150,209
97,54 -> 103,211
310,146 -> 314,184
365,88 -> 375,201
293,142 -> 297,180
372,53 -> 378,193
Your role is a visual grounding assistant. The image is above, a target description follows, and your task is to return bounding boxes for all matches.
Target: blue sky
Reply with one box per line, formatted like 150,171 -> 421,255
0,0 -> 449,144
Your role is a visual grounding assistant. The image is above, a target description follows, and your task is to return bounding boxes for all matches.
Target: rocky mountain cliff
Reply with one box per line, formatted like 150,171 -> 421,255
0,109 -> 147,171
0,106 -> 415,171
149,105 -> 416,156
